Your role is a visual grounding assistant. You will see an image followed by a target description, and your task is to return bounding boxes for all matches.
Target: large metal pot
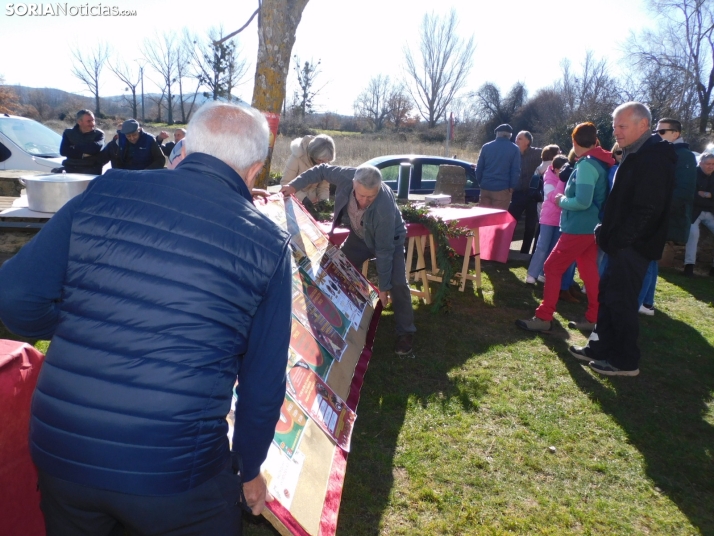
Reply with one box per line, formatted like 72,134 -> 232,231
19,173 -> 97,213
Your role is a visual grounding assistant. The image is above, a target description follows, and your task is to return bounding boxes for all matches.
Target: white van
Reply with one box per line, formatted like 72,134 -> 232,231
0,114 -> 64,172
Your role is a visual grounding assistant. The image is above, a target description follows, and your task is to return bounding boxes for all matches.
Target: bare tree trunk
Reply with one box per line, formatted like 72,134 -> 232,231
251,0 -> 310,188
71,43 -> 110,116
167,87 -> 174,125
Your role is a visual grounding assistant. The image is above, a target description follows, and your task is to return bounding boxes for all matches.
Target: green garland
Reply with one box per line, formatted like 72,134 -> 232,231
400,203 -> 467,313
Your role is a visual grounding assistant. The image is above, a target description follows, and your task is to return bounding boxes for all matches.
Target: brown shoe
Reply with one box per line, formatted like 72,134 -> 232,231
559,289 -> 579,303
395,334 -> 414,356
569,284 -> 586,300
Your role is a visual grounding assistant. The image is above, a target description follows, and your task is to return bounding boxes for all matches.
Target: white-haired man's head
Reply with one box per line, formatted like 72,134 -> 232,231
352,165 -> 382,209
185,102 -> 269,188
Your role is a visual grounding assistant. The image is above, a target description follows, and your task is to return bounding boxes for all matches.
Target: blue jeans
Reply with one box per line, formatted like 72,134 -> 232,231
638,260 -> 658,307
527,224 -> 575,290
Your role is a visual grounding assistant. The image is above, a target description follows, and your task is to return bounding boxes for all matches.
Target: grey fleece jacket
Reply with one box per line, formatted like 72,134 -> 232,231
289,164 -> 406,291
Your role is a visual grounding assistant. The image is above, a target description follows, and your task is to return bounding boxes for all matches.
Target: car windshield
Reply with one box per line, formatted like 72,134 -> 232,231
0,118 -> 61,157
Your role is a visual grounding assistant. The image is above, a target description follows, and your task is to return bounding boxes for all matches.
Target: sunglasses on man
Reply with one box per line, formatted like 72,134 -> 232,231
655,129 -> 676,135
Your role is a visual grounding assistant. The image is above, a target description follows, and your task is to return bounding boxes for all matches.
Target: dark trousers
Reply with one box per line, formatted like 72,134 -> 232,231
38,464 -> 243,536
508,190 -> 538,253
588,247 -> 649,371
340,232 -> 416,335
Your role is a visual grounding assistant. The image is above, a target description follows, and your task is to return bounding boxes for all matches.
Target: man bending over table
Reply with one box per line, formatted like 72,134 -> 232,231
282,164 -> 416,355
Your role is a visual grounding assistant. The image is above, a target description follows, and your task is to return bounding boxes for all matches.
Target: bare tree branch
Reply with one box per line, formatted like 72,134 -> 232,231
142,33 -> 179,124
403,9 -> 476,128
70,42 -> 110,115
215,5 -> 260,45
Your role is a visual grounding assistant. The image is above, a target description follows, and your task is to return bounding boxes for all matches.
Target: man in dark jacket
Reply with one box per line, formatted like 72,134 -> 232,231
655,118 -> 698,243
98,119 -> 166,170
508,130 -> 542,253
156,128 -> 186,156
570,102 -> 676,377
637,117 -> 698,312
683,153 -> 714,276
282,164 -> 416,355
0,102 -> 291,534
59,109 -> 104,174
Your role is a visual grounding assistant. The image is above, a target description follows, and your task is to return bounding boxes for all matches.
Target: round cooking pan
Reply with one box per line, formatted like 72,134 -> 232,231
19,174 -> 97,213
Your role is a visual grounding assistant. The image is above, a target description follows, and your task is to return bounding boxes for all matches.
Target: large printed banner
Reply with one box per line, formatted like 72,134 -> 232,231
249,196 -> 381,536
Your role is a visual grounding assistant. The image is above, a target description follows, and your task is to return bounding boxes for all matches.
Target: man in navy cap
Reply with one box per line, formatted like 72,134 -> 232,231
474,124 -> 521,209
98,119 -> 166,171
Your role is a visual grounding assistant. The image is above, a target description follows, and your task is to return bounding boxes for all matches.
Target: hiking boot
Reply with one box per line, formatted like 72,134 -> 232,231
525,275 -> 536,285
515,316 -> 552,332
638,304 -> 655,316
683,264 -> 694,277
589,360 -> 639,377
394,334 -> 414,356
567,318 -> 596,331
568,345 -> 592,362
559,289 -> 579,303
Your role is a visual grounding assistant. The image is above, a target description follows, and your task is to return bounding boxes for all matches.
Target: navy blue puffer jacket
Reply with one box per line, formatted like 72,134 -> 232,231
0,153 -> 292,495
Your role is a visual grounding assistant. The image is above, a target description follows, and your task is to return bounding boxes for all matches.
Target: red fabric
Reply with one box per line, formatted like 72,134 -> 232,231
0,340 -> 45,536
535,233 -> 600,322
323,207 -> 516,263
580,146 -> 616,167
430,207 -> 516,263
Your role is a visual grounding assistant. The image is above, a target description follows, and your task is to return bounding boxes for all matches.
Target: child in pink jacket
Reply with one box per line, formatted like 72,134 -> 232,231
526,154 -> 574,287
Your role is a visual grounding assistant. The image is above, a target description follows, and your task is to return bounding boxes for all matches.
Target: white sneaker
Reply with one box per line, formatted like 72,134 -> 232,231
525,275 -> 536,284
537,275 -> 546,283
638,304 -> 655,316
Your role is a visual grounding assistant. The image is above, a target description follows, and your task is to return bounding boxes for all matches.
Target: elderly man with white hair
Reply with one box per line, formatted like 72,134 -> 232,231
282,164 -> 417,355
569,102 -> 676,377
0,101 -> 292,534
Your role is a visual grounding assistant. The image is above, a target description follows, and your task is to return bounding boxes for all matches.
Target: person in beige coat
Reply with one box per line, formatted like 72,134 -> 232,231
280,134 -> 335,203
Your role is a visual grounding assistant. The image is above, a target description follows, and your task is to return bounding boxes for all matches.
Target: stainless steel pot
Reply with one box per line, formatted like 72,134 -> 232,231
19,173 -> 96,213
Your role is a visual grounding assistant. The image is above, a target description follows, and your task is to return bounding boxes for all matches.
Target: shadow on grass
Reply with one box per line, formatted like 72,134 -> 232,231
336,260 -> 547,535
534,271 -> 714,534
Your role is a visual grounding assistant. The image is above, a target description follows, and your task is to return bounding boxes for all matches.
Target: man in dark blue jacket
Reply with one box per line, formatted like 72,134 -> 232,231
0,102 -> 292,534
474,124 -> 521,209
98,119 -> 166,170
59,109 -> 105,175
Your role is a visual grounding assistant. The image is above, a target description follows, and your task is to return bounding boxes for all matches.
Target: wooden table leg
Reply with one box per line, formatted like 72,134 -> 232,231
405,235 -> 431,304
429,234 -> 437,274
415,236 -> 431,304
459,234 -> 473,292
473,229 -> 482,288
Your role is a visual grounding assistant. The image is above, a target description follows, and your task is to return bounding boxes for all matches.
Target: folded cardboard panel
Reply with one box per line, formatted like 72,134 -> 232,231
255,197 -> 381,536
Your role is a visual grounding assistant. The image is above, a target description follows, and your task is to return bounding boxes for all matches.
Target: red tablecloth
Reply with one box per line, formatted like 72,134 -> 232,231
0,340 -> 45,536
320,206 -> 516,263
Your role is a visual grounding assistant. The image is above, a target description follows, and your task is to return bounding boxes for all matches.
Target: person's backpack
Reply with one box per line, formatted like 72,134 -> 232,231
584,155 -> 611,222
527,171 -> 544,202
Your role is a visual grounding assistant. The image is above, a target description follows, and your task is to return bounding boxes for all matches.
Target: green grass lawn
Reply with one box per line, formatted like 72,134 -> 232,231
4,262 -> 713,535
330,263 -> 714,536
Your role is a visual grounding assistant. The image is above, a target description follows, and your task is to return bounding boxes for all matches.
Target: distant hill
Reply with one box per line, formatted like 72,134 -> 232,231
1,85 -> 219,123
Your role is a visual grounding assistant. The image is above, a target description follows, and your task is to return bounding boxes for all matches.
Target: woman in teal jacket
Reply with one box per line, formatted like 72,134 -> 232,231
517,123 -> 613,332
